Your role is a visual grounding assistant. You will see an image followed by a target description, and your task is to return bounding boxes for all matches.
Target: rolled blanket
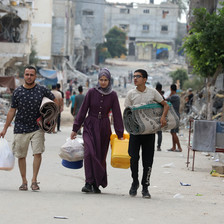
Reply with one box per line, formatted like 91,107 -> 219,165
123,102 -> 179,135
37,97 -> 59,133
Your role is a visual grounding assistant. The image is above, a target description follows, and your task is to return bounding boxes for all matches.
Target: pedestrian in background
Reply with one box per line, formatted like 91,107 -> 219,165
124,76 -> 127,88
167,84 -> 182,152
73,85 -> 85,135
65,89 -> 71,107
185,88 -> 194,114
70,68 -> 124,194
124,69 -> 169,199
155,82 -> 165,151
0,65 -> 56,191
69,91 -> 76,116
69,80 -> 73,94
73,85 -> 85,119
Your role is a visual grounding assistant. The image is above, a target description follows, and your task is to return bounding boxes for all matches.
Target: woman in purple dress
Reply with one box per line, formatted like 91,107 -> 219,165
70,68 -> 124,193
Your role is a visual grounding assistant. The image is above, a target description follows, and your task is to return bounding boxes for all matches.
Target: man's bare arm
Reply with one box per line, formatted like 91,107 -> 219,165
0,108 -> 16,138
160,100 -> 169,127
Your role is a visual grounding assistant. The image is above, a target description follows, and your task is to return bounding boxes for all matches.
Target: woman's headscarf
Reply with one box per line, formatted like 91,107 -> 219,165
95,68 -> 112,95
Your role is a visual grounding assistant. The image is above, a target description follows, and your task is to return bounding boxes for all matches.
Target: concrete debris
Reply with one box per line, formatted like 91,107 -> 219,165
0,97 -> 10,123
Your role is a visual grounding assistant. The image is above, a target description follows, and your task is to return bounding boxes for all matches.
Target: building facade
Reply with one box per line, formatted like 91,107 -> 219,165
75,0 -> 105,67
0,1 -> 31,75
104,2 -> 179,60
30,0 -> 53,67
52,0 -> 75,70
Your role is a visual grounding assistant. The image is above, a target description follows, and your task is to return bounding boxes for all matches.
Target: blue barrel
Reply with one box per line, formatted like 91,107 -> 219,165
62,159 -> 83,169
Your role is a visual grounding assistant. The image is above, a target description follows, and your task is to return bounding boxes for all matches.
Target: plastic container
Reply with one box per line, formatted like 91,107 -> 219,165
10,1 -> 19,6
110,133 -> 130,169
62,159 -> 83,169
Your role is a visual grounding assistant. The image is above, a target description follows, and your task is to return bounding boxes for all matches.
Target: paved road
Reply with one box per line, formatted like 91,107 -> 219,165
1,107 -> 224,224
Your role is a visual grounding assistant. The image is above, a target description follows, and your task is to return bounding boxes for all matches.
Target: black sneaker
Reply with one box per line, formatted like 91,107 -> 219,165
92,184 -> 101,194
129,182 -> 139,197
142,187 -> 151,199
157,147 -> 161,151
81,183 -> 93,193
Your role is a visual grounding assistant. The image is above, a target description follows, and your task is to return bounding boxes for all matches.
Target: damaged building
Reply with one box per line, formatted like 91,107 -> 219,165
74,0 -> 105,70
0,0 -> 31,76
0,1 -> 186,81
104,1 -> 183,61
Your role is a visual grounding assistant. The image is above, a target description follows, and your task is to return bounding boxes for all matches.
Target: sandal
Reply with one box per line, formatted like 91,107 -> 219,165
31,182 -> 40,191
19,183 -> 28,191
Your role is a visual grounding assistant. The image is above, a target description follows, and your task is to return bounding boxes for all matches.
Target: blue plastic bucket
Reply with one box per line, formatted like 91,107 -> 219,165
62,159 -> 83,169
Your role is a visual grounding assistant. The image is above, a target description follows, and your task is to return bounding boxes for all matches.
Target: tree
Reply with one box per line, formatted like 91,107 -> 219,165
18,43 -> 39,77
105,26 -> 127,58
169,68 -> 188,89
29,45 -> 39,66
183,76 -> 204,91
182,4 -> 224,119
96,43 -> 111,64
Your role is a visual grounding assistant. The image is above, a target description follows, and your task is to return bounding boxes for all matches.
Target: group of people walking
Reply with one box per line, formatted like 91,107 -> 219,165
0,65 -> 181,199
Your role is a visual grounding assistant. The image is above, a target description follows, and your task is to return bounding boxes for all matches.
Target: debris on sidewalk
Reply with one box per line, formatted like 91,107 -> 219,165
180,182 -> 191,186
201,152 -> 210,156
163,171 -> 171,174
173,193 -> 184,199
210,170 -> 224,177
54,216 -> 68,219
162,162 -> 175,168
195,193 -> 203,196
0,98 -> 10,123
212,165 -> 224,174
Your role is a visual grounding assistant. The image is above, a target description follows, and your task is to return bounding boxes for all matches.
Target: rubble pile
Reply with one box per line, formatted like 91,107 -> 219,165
183,89 -> 224,123
0,97 -> 10,125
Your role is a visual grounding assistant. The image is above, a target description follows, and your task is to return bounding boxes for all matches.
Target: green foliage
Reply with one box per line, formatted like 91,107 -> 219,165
183,75 -> 204,91
182,4 -> 224,78
105,26 -> 127,58
169,68 -> 188,89
17,44 -> 38,77
97,43 -> 111,62
29,45 -> 39,65
18,65 -> 25,77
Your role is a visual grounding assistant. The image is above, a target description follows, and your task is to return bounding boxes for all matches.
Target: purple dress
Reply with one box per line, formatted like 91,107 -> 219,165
72,88 -> 124,188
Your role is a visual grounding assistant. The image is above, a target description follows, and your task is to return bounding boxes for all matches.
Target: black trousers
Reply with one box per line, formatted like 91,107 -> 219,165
57,113 -> 61,131
128,133 -> 155,187
157,131 -> 162,148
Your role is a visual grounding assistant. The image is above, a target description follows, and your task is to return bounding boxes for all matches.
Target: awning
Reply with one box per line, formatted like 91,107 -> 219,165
39,69 -> 57,79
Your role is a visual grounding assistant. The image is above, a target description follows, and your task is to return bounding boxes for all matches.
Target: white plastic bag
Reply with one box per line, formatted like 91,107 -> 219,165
0,138 -> 15,171
59,138 -> 84,162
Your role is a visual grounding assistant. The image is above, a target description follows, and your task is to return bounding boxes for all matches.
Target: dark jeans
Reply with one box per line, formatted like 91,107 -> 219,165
128,134 -> 155,187
157,131 -> 162,147
57,113 -> 61,131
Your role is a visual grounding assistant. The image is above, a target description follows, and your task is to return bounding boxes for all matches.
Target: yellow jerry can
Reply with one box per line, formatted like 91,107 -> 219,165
110,133 -> 130,169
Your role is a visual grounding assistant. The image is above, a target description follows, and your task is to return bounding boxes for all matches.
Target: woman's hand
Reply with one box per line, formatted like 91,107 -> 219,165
70,131 -> 77,139
118,137 -> 124,140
